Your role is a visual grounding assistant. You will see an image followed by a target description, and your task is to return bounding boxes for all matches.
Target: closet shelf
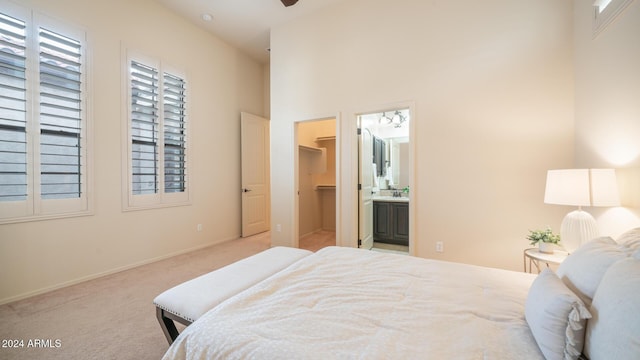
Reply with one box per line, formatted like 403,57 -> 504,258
299,145 -> 323,153
316,185 -> 336,190
315,136 -> 336,142
299,145 -> 327,174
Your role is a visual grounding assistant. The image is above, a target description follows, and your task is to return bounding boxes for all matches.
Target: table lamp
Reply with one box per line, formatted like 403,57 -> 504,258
544,169 -> 620,253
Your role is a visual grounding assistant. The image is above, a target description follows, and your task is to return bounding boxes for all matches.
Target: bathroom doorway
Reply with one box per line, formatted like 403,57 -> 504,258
296,119 -> 337,252
358,109 -> 411,254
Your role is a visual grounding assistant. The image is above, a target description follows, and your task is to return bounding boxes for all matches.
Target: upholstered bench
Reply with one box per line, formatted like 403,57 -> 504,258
154,246 -> 313,344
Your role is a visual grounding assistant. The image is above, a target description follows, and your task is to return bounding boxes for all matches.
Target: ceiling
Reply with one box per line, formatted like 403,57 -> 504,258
155,0 -> 350,64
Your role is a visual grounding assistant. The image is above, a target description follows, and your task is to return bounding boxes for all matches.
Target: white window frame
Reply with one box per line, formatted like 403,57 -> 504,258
122,49 -> 190,211
593,0 -> 636,37
0,1 -> 92,224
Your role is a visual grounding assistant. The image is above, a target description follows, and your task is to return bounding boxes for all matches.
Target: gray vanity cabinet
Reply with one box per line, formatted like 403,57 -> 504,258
373,201 -> 409,246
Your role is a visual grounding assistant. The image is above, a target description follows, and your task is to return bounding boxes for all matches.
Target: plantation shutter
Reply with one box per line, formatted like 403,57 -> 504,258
126,56 -> 188,208
0,13 -> 28,202
38,27 -> 83,200
130,61 -> 159,195
0,5 -> 89,222
163,72 -> 186,193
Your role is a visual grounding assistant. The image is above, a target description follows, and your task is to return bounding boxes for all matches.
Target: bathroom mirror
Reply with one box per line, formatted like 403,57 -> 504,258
388,136 -> 409,188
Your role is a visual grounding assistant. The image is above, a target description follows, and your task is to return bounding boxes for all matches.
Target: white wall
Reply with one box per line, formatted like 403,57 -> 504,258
270,0 -> 574,271
0,0 -> 265,303
573,0 -> 640,236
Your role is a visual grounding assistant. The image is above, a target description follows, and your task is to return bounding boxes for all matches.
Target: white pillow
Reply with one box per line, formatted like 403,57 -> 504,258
617,227 -> 640,252
584,258 -> 640,360
556,236 -> 628,305
525,268 -> 591,360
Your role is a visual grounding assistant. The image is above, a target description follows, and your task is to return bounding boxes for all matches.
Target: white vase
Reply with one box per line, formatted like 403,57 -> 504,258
539,242 -> 554,254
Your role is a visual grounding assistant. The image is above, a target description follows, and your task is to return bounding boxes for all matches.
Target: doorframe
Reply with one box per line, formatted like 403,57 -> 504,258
340,101 -> 416,255
293,114 -> 341,249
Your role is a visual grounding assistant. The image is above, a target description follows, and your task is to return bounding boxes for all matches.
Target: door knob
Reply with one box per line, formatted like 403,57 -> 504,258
243,188 -> 252,193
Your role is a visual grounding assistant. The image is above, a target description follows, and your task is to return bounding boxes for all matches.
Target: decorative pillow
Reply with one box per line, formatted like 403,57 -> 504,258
584,258 -> 640,360
617,227 -> 640,253
525,268 -> 591,360
556,236 -> 628,305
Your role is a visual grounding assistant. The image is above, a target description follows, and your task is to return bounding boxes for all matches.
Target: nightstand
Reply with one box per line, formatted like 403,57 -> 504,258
523,248 -> 569,273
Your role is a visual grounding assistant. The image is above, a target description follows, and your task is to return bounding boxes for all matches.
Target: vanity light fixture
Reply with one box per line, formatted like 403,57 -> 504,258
380,110 -> 407,128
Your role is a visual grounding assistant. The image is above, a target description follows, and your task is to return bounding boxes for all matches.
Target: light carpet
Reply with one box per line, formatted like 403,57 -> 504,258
0,233 -> 270,360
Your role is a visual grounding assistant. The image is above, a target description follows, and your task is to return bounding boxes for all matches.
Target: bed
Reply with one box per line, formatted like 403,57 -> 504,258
160,228 -> 640,360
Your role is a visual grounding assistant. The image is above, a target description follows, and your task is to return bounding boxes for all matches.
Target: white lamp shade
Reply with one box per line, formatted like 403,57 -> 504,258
590,168 -> 620,206
544,169 -> 591,206
544,168 -> 620,207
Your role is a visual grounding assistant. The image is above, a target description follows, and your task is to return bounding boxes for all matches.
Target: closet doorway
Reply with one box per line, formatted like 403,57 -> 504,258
296,119 -> 337,252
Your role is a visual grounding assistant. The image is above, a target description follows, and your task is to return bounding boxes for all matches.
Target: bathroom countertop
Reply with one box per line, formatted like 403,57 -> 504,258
372,196 -> 409,203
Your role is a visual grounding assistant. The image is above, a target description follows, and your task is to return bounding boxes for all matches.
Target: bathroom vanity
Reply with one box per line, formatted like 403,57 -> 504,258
372,196 -> 409,246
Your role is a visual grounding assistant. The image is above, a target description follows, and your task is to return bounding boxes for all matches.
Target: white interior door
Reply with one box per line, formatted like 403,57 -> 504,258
359,128 -> 374,249
241,112 -> 270,237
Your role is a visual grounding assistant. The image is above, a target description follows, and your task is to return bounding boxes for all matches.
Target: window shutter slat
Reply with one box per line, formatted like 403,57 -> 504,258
128,59 -> 187,202
0,13 -> 27,202
130,60 -> 159,195
39,27 -> 83,200
163,72 -> 186,193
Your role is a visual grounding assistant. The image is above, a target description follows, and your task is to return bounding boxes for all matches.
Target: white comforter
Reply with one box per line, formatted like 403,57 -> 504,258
163,246 -> 543,359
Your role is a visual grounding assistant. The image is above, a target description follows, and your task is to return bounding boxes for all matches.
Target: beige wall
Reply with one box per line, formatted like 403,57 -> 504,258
264,63 -> 271,117
0,0 -> 265,303
270,0 -> 574,271
298,119 -> 336,147
573,1 -> 640,236
299,119 -> 337,186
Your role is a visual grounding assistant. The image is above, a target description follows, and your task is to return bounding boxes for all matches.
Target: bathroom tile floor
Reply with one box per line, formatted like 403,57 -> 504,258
371,242 -> 409,255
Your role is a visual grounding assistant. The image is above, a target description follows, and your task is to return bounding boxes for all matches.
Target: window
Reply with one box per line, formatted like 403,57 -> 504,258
596,0 -> 614,11
124,53 -> 189,210
593,0 -> 635,37
0,3 -> 89,224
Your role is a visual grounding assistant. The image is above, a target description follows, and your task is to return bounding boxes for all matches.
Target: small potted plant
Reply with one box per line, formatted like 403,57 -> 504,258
527,227 -> 560,254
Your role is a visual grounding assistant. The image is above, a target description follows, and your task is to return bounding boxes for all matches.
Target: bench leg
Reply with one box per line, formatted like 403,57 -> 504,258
156,307 -> 180,345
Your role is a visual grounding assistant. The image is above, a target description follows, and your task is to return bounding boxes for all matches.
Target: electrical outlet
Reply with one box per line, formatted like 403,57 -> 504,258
436,241 -> 444,253
197,224 -> 202,232
276,224 -> 282,232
